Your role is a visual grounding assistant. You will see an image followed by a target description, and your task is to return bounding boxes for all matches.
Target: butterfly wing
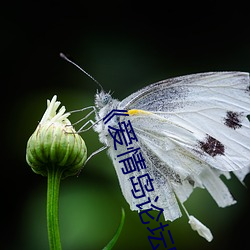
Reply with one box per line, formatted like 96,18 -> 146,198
119,72 -> 250,173
105,132 -> 183,221
113,72 -> 250,221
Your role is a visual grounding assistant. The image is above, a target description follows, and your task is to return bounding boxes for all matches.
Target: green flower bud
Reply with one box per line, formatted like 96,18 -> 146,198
26,95 -> 87,178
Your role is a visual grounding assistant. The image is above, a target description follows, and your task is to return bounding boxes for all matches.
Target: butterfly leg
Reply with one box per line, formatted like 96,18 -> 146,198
77,120 -> 96,132
77,145 -> 108,175
70,106 -> 96,126
85,145 -> 108,165
69,106 -> 102,132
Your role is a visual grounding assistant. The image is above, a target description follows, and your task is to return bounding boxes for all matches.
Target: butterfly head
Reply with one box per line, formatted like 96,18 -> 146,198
95,90 -> 113,109
93,90 -> 120,145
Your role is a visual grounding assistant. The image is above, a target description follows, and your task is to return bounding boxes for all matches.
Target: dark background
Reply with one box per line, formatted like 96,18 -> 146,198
2,1 -> 250,250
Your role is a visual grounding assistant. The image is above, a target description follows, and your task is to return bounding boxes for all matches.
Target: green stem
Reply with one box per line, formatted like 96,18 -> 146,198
47,165 -> 63,250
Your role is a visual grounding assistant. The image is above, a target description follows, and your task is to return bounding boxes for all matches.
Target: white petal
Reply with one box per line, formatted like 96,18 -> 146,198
40,95 -> 71,125
188,215 -> 213,242
41,95 -> 57,123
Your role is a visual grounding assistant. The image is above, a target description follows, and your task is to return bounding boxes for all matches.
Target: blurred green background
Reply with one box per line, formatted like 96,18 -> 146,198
2,2 -> 250,250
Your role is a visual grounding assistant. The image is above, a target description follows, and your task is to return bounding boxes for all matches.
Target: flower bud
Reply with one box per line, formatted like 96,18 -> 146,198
26,95 -> 87,178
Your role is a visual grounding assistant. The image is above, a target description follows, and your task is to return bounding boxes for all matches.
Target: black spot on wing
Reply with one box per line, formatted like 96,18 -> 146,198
199,135 -> 225,157
246,84 -> 250,94
187,177 -> 195,186
224,111 -> 243,130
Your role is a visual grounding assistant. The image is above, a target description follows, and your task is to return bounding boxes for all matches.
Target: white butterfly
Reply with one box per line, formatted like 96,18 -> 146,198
87,71 -> 250,242
58,58 -> 250,241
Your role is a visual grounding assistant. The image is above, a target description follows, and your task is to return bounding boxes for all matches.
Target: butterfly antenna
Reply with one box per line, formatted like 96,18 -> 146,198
60,53 -> 104,91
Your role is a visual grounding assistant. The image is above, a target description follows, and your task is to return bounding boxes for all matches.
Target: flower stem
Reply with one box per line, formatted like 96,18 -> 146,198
47,165 -> 63,250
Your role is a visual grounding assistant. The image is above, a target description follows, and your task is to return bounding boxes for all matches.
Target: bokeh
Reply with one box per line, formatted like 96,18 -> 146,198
2,2 -> 250,250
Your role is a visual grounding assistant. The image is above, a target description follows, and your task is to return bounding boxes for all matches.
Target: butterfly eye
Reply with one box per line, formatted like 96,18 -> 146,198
95,92 -> 112,109
104,94 -> 110,103
102,93 -> 111,106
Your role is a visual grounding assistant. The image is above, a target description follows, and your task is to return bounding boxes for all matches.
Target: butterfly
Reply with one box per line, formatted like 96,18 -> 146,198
89,71 -> 250,241
60,53 -> 250,241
